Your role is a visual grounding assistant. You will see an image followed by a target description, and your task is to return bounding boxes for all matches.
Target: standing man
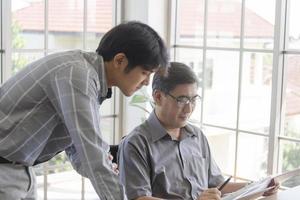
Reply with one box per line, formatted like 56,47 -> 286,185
0,21 -> 168,200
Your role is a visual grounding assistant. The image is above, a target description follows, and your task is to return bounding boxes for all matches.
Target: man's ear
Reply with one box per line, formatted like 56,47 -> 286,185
113,53 -> 128,71
153,90 -> 163,106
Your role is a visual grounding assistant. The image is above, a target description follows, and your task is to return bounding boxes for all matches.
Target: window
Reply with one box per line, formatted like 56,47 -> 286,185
171,0 -> 300,187
4,0 -> 118,199
279,0 -> 300,186
0,1 -> 3,84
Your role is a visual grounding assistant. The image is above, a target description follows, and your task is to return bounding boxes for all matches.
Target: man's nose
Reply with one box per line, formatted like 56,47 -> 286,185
143,75 -> 150,85
183,102 -> 194,113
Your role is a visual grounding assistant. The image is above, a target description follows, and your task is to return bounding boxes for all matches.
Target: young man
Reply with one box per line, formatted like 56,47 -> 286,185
0,21 -> 168,200
118,62 -> 278,200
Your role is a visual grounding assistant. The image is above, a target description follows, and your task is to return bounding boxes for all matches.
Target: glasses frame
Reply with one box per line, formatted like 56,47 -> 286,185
166,93 -> 201,107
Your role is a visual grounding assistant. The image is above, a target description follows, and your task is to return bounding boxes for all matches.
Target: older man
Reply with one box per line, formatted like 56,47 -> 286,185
118,62 -> 278,200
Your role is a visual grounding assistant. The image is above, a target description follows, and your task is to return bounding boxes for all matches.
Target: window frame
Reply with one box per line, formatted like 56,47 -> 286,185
1,0 -> 121,199
170,0 -> 300,183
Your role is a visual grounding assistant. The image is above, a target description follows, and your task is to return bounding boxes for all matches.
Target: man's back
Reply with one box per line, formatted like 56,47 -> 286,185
0,50 -> 102,165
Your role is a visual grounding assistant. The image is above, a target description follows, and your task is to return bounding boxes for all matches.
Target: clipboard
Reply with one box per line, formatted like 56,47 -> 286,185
221,168 -> 300,200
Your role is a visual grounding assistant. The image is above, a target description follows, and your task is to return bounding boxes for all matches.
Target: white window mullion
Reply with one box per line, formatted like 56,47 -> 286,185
201,0 -> 208,127
43,1 -> 49,199
2,0 -> 11,82
0,0 -> 3,84
45,0 -> 49,56
234,0 -> 246,180
268,0 -> 288,175
83,0 -> 87,50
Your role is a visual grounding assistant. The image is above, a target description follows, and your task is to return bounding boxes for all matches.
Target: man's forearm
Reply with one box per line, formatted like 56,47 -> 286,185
221,182 -> 247,194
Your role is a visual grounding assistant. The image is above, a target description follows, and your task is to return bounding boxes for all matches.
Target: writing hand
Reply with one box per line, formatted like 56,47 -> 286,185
263,178 -> 280,196
198,188 -> 221,200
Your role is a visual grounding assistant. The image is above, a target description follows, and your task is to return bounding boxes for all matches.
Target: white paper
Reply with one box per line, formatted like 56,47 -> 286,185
221,168 -> 300,200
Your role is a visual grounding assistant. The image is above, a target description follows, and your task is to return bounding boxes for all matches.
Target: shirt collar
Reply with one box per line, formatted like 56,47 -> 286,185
146,111 -> 196,143
82,51 -> 112,102
96,54 -> 110,98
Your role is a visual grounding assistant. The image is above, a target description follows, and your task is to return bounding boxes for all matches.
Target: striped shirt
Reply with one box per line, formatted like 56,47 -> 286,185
0,50 -> 126,200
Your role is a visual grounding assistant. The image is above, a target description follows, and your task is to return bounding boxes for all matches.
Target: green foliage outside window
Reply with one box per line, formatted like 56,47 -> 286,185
12,20 -> 28,74
281,125 -> 300,187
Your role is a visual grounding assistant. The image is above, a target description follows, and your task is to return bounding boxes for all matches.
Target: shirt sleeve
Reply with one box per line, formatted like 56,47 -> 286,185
50,65 -> 126,200
118,135 -> 152,199
65,144 -> 88,177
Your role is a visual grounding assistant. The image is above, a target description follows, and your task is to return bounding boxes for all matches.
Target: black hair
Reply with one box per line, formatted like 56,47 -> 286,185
96,21 -> 169,72
152,62 -> 200,94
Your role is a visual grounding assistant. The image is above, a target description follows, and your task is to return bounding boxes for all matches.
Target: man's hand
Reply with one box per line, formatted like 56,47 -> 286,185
263,178 -> 280,196
198,188 -> 221,200
108,154 -> 119,174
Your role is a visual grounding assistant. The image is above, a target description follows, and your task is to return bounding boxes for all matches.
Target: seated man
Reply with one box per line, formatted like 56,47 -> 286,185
118,62 -> 278,200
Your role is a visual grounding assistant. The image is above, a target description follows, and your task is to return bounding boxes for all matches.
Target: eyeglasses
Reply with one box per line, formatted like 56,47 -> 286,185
167,93 -> 201,107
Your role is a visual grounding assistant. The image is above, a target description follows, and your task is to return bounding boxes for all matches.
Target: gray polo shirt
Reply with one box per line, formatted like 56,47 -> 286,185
118,111 -> 224,200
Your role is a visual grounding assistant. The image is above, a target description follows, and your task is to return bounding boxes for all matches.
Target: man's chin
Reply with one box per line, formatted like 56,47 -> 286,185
177,120 -> 188,128
120,88 -> 134,97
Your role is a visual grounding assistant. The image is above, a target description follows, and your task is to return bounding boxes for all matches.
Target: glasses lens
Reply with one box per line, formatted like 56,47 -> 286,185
177,96 -> 190,106
192,95 -> 201,103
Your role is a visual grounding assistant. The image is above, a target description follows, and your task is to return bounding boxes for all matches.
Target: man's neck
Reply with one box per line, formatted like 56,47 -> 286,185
155,110 -> 182,140
104,61 -> 115,87
166,128 -> 181,141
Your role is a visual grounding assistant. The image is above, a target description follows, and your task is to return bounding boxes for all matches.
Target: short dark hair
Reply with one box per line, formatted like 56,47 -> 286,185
96,21 -> 169,72
152,62 -> 200,94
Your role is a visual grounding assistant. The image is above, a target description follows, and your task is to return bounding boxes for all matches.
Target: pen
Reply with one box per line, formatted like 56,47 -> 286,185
218,176 -> 232,191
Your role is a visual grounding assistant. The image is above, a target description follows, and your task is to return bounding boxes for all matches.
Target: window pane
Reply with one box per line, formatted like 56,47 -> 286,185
37,170 -> 98,199
176,0 -> 204,46
34,153 -> 72,176
207,0 -> 241,48
174,48 -> 203,122
86,0 -> 113,50
44,171 -> 81,199
278,140 -> 300,187
0,0 -> 2,84
244,0 -> 275,49
48,0 -> 83,50
236,133 -> 268,180
239,52 -> 273,134
35,153 -> 73,199
203,50 -> 239,128
100,94 -> 115,116
287,0 -> 300,50
12,0 -> 45,49
175,48 -> 203,83
12,52 -> 44,75
100,117 -> 115,144
203,126 -> 236,175
283,55 -> 300,139
83,178 -> 99,200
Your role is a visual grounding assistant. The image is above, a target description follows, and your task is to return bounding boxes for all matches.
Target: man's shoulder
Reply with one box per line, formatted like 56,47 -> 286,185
186,123 -> 204,136
122,123 -> 151,146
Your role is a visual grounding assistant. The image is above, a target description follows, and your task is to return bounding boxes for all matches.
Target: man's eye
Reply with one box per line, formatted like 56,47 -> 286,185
142,71 -> 150,75
177,97 -> 189,103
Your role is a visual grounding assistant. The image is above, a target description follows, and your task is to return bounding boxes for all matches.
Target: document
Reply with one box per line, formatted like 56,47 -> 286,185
221,168 -> 300,200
